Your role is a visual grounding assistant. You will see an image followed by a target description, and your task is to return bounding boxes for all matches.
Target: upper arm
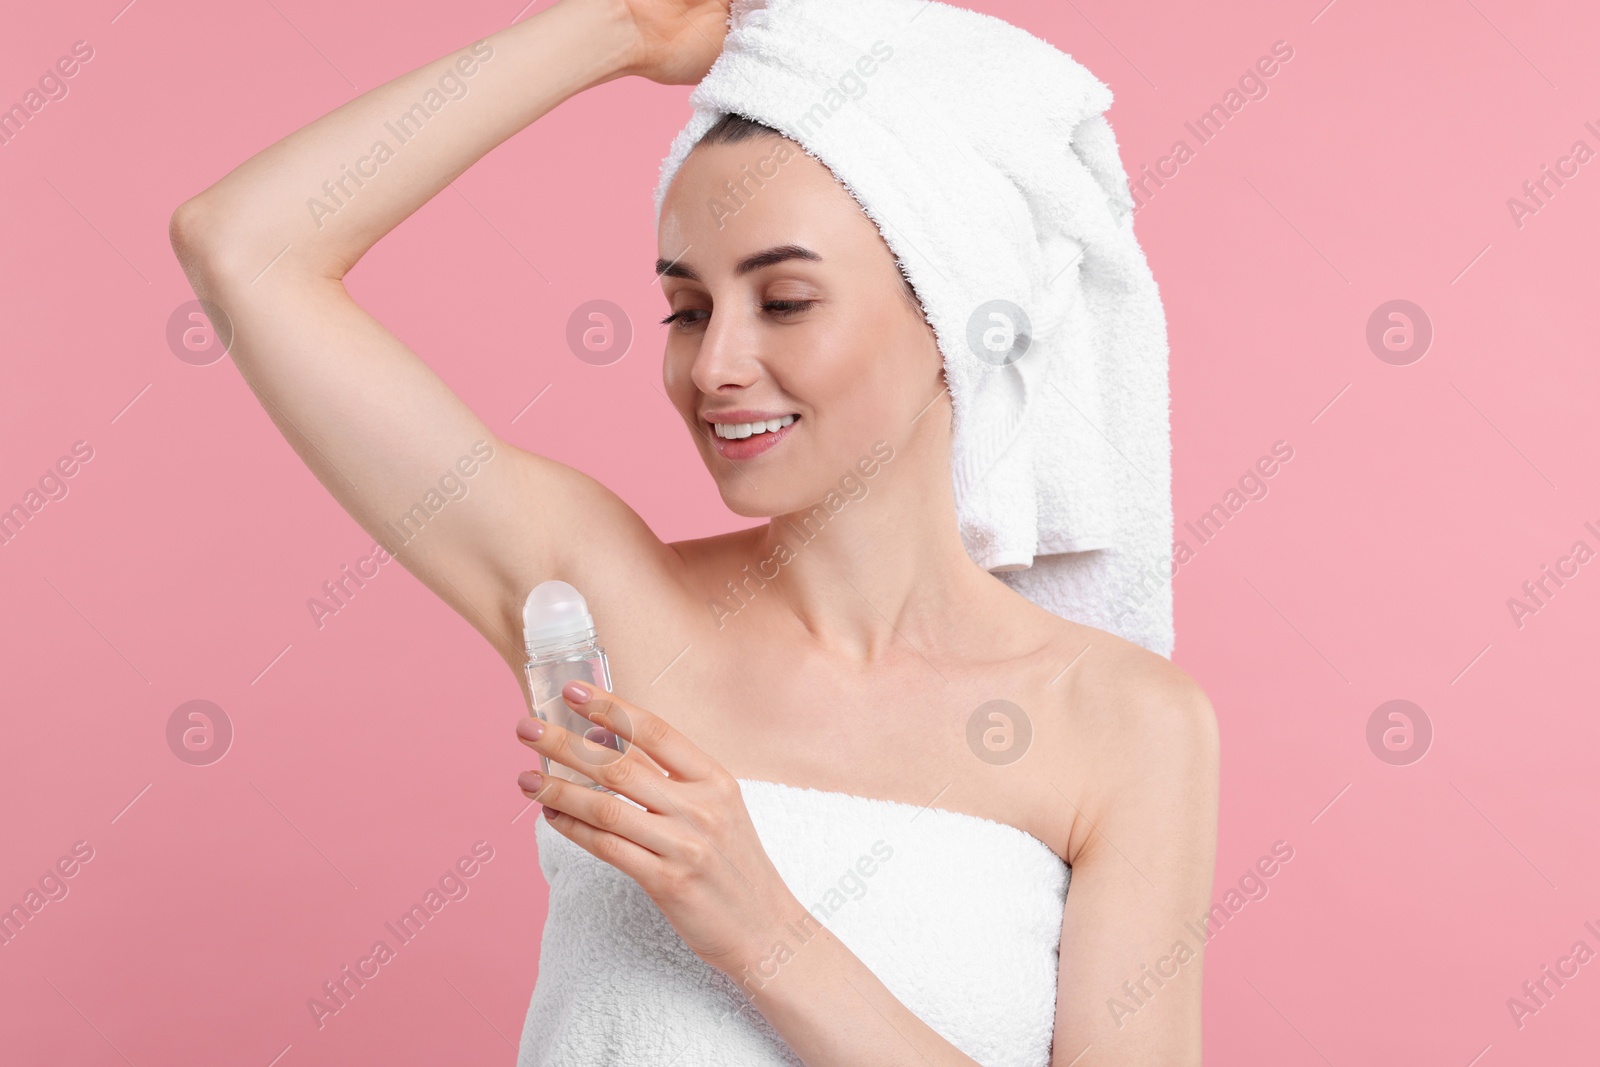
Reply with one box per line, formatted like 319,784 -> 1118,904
1050,665 -> 1220,1067
169,199 -> 679,669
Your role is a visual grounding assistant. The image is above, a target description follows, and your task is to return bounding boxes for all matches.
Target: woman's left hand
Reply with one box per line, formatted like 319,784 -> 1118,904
515,680 -> 801,978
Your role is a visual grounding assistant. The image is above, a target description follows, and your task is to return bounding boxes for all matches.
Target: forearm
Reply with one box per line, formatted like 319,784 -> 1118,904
172,0 -> 635,280
734,914 -> 982,1067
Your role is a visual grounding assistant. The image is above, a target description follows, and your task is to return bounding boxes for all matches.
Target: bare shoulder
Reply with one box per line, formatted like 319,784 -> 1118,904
1071,630 -> 1217,761
1038,619 -> 1219,858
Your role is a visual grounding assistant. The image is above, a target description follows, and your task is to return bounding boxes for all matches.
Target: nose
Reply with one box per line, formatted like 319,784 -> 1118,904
687,302 -> 763,398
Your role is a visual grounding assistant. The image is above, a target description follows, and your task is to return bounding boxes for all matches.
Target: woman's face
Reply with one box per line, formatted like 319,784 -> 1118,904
657,133 -> 943,517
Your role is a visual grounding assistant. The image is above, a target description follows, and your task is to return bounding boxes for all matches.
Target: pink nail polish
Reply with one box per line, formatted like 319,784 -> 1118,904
562,681 -> 591,705
523,719 -> 545,741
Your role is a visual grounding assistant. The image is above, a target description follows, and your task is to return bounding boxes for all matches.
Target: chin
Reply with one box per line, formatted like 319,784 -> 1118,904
696,422 -> 899,520
713,481 -> 803,520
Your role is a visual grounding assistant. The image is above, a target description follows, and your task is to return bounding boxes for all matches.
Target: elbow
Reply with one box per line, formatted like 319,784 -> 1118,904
169,194 -> 276,285
170,195 -> 342,285
169,195 -> 216,258
169,195 -> 233,281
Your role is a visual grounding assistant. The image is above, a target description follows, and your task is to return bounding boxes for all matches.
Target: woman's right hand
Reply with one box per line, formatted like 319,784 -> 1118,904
610,0 -> 731,85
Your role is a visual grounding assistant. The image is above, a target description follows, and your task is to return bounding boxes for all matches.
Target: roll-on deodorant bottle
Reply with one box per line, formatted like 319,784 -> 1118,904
521,580 -> 627,791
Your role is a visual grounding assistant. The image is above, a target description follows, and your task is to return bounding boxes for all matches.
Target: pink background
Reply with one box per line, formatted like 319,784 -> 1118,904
3,0 -> 1597,1063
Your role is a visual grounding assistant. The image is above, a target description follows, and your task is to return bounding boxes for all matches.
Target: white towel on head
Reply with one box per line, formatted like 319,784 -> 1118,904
653,0 -> 1174,657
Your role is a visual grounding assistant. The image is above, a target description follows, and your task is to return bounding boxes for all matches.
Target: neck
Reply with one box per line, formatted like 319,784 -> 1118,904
750,442 -> 993,664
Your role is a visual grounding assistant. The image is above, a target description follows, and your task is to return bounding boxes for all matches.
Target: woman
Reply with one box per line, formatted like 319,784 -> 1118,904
169,0 -> 1218,1063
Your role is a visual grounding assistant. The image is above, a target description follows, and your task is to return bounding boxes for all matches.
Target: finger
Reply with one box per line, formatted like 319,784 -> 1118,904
517,711 -> 633,778
518,715 -> 678,816
562,681 -> 719,782
544,805 -> 665,884
522,771 -> 677,855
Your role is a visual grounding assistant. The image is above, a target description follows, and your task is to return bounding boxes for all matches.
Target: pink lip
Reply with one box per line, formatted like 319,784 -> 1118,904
708,415 -> 800,461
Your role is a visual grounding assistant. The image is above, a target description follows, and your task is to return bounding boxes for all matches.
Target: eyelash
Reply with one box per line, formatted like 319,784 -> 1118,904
660,300 -> 816,329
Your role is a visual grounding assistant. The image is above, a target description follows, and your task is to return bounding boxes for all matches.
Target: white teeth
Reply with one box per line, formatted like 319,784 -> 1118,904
713,414 -> 796,440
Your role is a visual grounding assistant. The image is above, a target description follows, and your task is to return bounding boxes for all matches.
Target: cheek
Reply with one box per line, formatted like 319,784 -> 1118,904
840,318 -> 933,418
796,319 -> 919,438
790,323 -> 877,411
661,344 -> 696,409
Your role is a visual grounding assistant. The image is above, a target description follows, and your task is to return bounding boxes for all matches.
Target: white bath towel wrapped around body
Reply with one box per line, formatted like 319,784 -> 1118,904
518,778 -> 1070,1066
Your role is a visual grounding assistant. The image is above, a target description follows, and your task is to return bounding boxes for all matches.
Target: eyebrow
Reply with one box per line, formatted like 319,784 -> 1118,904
654,244 -> 822,283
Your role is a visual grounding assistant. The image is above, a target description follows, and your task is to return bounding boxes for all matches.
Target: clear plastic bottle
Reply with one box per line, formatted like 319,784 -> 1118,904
521,580 -> 628,791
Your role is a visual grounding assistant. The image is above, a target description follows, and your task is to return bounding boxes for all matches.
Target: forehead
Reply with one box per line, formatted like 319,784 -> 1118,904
657,136 -> 882,266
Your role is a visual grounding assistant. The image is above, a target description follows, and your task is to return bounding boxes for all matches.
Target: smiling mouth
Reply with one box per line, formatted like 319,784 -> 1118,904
705,413 -> 801,460
710,414 -> 798,440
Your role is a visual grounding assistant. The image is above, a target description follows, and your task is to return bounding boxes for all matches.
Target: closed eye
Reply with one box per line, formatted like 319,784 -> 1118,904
761,299 -> 816,317
659,300 -> 818,330
659,309 -> 704,328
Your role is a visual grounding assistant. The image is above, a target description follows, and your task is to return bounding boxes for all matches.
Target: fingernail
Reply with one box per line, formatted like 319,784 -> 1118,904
519,771 -> 543,792
523,718 -> 545,741
562,681 -> 591,705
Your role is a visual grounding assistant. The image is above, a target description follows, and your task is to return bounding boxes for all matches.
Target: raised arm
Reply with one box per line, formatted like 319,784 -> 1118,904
167,0 -> 728,669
